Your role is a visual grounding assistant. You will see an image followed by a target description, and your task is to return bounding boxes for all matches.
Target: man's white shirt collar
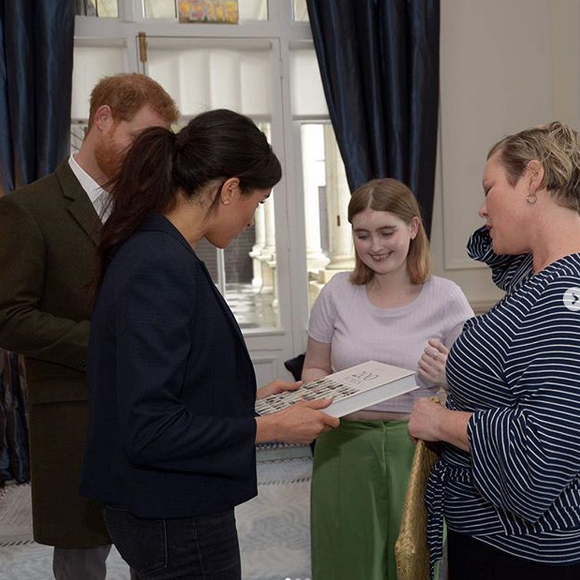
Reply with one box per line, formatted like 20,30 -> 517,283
68,154 -> 111,223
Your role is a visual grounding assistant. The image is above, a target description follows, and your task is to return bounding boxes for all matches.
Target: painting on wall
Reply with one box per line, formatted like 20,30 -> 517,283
178,0 -> 239,24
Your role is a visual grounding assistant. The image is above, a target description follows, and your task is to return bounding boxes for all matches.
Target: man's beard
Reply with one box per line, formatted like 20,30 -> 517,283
94,129 -> 126,182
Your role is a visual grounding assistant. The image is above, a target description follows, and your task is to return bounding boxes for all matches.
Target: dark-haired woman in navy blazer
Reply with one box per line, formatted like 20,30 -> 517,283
80,109 -> 339,580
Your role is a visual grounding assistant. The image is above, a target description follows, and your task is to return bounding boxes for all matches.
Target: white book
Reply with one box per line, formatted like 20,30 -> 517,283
255,360 -> 419,418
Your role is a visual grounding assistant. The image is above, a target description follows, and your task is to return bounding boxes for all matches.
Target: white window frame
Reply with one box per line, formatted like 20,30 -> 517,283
74,0 -> 320,364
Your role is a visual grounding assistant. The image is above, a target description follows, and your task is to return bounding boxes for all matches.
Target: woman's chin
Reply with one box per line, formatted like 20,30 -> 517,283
205,235 -> 230,249
490,239 -> 504,255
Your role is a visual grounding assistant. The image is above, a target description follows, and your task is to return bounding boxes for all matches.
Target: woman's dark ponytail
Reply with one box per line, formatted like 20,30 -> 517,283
96,126 -> 175,286
95,109 -> 282,289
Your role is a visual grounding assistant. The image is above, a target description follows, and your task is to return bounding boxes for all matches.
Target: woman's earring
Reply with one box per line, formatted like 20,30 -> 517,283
526,192 -> 537,204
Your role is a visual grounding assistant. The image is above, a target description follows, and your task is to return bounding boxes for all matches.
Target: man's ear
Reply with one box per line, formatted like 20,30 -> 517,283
93,105 -> 114,132
220,177 -> 240,206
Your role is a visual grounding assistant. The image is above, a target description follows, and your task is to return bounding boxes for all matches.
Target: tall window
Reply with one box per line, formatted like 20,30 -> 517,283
72,1 -> 351,368
290,46 -> 353,307
145,37 -> 279,328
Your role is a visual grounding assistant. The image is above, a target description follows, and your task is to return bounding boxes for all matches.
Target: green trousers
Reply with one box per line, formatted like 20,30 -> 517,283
311,419 -> 414,580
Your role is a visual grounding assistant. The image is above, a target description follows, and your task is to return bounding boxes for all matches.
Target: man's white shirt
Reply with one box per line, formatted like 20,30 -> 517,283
68,154 -> 111,223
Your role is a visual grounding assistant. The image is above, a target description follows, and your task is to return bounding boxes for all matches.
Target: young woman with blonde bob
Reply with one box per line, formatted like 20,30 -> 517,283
303,178 -> 473,580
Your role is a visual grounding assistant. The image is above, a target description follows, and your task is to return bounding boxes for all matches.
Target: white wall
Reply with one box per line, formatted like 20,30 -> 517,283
431,0 -> 580,312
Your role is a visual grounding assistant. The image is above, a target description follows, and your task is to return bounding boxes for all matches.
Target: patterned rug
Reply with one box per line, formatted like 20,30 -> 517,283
0,484 -> 33,547
0,446 -> 313,580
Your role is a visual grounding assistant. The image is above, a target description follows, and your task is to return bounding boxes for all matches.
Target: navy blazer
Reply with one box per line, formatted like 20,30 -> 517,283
80,213 -> 258,518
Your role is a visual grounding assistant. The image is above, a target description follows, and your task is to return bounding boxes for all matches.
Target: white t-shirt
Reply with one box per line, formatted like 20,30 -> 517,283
308,272 -> 474,413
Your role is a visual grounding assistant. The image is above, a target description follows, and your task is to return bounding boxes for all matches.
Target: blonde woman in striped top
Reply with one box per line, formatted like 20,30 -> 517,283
409,122 -> 580,580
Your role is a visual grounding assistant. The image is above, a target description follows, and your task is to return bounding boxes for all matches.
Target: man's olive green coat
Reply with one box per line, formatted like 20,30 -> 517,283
0,161 -> 109,547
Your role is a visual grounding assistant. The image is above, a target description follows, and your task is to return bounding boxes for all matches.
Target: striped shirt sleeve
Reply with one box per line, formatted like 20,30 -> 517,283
467,274 -> 580,524
467,226 -> 533,292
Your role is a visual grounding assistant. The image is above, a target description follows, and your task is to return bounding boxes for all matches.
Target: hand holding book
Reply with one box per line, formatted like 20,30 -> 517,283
255,398 -> 339,444
256,379 -> 302,400
256,361 -> 419,418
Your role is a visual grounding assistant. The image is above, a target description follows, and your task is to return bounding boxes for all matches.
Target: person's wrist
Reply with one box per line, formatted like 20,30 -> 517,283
433,406 -> 447,441
255,415 -> 279,443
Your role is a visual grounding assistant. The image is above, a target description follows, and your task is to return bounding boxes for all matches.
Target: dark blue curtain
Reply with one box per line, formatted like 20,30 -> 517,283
0,0 -> 74,195
0,0 -> 74,484
306,0 -> 440,236
0,352 -> 29,485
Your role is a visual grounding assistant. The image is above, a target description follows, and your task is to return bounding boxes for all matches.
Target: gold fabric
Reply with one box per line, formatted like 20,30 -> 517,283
395,439 -> 439,580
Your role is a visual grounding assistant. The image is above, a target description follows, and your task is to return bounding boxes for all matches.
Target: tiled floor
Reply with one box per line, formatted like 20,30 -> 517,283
0,446 -> 313,580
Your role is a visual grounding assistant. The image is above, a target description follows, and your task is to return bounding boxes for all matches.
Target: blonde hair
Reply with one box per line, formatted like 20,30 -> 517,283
488,121 -> 580,213
347,178 -> 432,285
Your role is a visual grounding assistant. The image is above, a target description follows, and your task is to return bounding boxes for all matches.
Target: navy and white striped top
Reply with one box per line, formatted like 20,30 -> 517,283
467,225 -> 533,292
426,243 -> 580,573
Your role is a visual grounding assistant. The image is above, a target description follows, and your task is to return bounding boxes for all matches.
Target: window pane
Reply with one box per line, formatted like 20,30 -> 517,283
224,195 -> 279,329
195,221 -> 278,330
145,0 -> 177,19
290,47 -> 328,117
191,201 -> 279,329
301,123 -> 354,309
72,44 -> 127,120
70,123 -> 88,155
239,0 -> 267,21
147,38 -> 272,117
75,0 -> 118,17
293,0 -> 308,22
97,0 -> 119,16
75,0 -> 95,16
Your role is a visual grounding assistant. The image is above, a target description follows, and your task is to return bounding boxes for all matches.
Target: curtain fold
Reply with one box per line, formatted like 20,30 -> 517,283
0,353 -> 29,485
0,0 -> 74,194
0,0 -> 74,484
306,0 -> 440,236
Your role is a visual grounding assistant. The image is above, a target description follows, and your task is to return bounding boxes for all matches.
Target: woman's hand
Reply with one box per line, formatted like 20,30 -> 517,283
417,338 -> 449,388
408,398 -> 472,452
408,398 -> 446,443
255,399 -> 340,444
256,379 -> 302,400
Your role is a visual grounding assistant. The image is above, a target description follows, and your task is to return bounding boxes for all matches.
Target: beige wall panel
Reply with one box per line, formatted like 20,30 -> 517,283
431,0 -> 580,308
